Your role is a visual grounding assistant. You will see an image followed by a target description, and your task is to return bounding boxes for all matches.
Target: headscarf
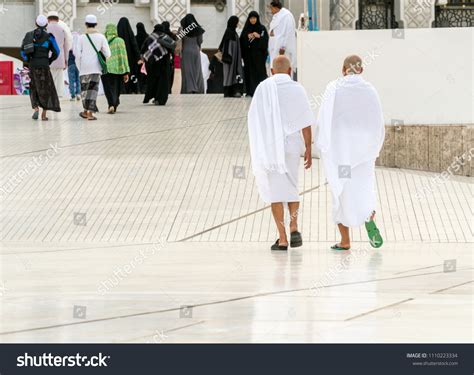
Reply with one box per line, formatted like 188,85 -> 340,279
104,23 -> 130,74
153,23 -> 165,33
180,14 -> 205,38
241,11 -> 265,35
135,22 -> 148,50
219,16 -> 239,51
161,21 -> 177,40
117,17 -> 140,64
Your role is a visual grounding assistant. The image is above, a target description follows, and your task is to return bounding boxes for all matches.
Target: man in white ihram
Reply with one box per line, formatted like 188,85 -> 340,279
268,0 -> 297,70
317,55 -> 385,251
248,55 -> 314,251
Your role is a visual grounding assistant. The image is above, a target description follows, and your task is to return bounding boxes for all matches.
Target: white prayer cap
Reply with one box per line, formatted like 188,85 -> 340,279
47,10 -> 59,18
36,15 -> 48,27
85,14 -> 97,24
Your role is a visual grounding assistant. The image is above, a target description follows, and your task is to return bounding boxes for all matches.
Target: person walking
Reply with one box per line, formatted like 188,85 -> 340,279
117,17 -> 141,93
219,15 -> 244,98
75,15 -> 111,120
240,11 -> 268,97
179,14 -> 205,94
47,10 -> 71,97
67,32 -> 81,101
21,14 -> 61,120
102,23 -> 130,114
161,21 -> 177,93
135,22 -> 149,94
141,24 -> 176,106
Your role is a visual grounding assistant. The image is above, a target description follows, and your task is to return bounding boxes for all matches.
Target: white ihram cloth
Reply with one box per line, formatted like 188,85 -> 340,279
200,51 -> 210,94
269,7 -> 297,69
248,73 -> 315,203
316,74 -> 385,227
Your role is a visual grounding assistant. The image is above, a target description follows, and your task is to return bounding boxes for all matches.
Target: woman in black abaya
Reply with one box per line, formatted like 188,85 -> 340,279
117,17 -> 141,93
135,22 -> 148,94
141,24 -> 176,106
219,16 -> 243,98
240,11 -> 268,97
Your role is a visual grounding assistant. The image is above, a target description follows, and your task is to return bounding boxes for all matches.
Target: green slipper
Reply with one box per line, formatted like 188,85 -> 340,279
365,219 -> 383,248
330,244 -> 350,251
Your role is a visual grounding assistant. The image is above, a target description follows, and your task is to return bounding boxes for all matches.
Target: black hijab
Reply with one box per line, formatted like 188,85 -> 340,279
180,14 -> 205,38
241,11 -> 264,35
219,16 -> 239,51
117,17 -> 140,63
161,21 -> 177,40
135,22 -> 148,50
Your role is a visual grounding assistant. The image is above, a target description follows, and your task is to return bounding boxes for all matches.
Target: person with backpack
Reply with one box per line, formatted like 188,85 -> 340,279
21,14 -> 61,121
75,14 -> 111,121
141,24 -> 176,106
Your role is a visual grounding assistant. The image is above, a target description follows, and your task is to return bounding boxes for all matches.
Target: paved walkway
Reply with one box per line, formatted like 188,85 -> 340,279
0,95 -> 472,343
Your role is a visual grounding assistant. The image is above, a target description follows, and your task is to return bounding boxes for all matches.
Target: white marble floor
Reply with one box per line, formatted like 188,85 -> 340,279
0,95 -> 472,343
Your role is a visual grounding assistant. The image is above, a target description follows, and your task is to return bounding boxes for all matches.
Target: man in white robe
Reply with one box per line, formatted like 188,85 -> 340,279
47,11 -> 72,97
316,55 -> 385,250
248,56 -> 314,250
268,1 -> 297,70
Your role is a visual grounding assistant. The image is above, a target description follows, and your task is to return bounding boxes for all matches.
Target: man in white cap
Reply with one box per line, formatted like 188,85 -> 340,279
248,55 -> 314,251
75,15 -> 111,120
47,10 -> 71,96
316,55 -> 385,251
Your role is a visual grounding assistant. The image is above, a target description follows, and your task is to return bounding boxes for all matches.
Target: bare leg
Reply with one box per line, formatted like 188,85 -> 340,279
288,201 -> 300,233
41,109 -> 47,120
271,203 -> 288,246
337,223 -> 351,248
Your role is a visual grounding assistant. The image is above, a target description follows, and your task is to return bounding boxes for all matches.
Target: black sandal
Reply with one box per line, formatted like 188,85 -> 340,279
290,231 -> 303,247
330,243 -> 350,251
271,239 -> 288,251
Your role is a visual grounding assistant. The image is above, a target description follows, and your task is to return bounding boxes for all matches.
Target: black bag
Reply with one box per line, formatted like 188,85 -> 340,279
21,31 -> 35,56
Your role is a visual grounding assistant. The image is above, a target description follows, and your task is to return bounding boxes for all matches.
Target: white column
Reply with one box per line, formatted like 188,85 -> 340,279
399,0 -> 436,28
38,0 -> 77,28
329,0 -> 358,30
230,0 -> 259,24
151,0 -> 189,30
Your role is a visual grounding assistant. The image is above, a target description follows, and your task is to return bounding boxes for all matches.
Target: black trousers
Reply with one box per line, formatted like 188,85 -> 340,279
144,54 -> 170,106
101,73 -> 123,109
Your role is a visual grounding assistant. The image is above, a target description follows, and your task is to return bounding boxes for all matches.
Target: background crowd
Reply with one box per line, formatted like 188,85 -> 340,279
20,0 -> 295,121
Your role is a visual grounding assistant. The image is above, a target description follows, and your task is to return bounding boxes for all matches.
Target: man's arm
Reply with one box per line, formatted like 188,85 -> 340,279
302,126 -> 312,169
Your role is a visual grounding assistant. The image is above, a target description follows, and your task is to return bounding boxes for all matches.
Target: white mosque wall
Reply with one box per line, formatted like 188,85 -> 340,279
298,27 -> 474,126
190,5 -> 228,49
73,4 -> 153,34
0,3 -> 36,48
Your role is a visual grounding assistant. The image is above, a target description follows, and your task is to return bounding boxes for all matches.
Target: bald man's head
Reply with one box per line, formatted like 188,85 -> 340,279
343,55 -> 363,76
271,55 -> 292,76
